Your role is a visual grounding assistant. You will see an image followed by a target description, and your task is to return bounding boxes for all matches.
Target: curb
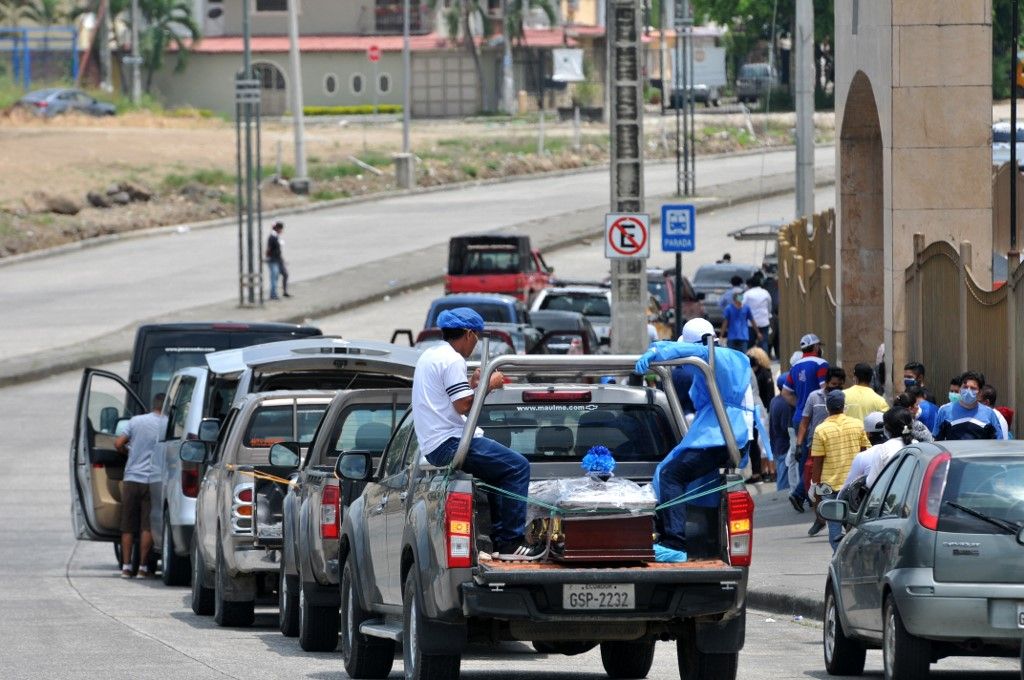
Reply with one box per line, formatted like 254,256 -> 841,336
747,589 -> 824,622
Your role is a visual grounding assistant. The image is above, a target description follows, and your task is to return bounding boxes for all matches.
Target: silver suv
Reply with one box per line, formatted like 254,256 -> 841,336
735,63 -> 777,104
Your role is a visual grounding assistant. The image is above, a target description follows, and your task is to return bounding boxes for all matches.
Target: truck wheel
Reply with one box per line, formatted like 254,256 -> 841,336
404,570 -> 461,680
883,595 -> 930,680
190,539 -> 214,615
677,624 -> 738,680
161,516 -> 191,586
341,557 -> 394,679
823,582 -> 865,675
298,585 -> 339,652
213,541 -> 254,627
278,568 -> 299,637
600,640 -> 655,678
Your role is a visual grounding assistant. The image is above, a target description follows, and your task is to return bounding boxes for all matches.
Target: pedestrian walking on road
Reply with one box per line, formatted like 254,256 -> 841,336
902,385 -> 937,433
718,275 -> 746,312
902,361 -> 936,403
742,276 -> 773,353
782,334 -> 829,513
794,366 -> 846,536
893,392 -> 934,443
411,307 -> 540,561
843,363 -> 888,422
769,373 -> 794,491
980,385 -> 1011,440
113,393 -> 167,578
933,371 -> 1005,441
721,292 -> 761,352
266,221 -> 291,300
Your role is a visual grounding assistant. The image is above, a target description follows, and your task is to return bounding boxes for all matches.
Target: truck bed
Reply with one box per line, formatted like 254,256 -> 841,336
474,557 -> 741,585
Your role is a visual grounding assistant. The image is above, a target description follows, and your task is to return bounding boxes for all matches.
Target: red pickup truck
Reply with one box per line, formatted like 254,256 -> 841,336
444,234 -> 553,303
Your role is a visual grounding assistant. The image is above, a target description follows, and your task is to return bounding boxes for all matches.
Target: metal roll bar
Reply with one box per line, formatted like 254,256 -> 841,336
452,343 -> 742,471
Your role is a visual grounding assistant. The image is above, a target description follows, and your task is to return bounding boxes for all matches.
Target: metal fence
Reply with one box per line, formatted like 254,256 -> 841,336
0,26 -> 78,90
905,234 -> 1022,437
776,209 -> 837,371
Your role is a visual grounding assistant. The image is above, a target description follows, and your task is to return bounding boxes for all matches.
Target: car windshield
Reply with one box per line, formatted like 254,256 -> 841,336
428,302 -> 511,325
648,279 -> 670,306
937,457 -> 1024,534
244,404 -> 328,448
478,402 -> 676,463
538,293 -> 611,318
329,404 -> 409,456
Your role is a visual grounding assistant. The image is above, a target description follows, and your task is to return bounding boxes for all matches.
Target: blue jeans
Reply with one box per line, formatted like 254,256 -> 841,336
268,259 -> 287,298
656,446 -> 730,552
756,326 -> 770,353
822,492 -> 843,552
789,445 -> 809,503
426,436 -> 530,547
727,339 -> 748,352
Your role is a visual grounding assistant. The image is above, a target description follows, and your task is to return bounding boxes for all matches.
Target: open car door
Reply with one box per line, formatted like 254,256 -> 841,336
70,368 -> 145,541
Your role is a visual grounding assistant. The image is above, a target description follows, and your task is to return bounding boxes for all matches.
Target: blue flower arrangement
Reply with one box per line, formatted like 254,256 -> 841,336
582,446 -> 616,475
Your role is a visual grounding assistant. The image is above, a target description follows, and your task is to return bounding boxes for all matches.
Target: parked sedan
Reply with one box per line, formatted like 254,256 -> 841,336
16,88 -> 117,117
819,441 -> 1024,680
735,63 -> 778,104
530,285 -> 612,344
690,263 -> 760,327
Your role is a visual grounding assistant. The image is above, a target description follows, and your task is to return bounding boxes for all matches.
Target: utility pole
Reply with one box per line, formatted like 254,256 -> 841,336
97,0 -> 112,92
501,0 -> 515,114
794,0 -> 815,217
128,0 -> 141,104
394,0 -> 415,188
1011,0 -> 1019,256
286,0 -> 309,193
235,0 -> 262,306
607,0 -> 647,355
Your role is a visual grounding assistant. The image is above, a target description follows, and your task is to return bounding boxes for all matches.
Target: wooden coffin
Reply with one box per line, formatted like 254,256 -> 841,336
549,513 -> 655,563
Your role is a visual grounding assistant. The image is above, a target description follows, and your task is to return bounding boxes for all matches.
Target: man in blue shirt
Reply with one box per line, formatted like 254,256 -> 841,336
933,371 -> 1006,441
782,333 -> 829,512
769,373 -> 795,490
720,292 -> 761,352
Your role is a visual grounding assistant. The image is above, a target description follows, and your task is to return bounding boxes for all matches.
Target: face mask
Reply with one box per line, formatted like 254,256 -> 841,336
903,377 -> 916,388
948,391 -> 960,404
959,387 -> 978,405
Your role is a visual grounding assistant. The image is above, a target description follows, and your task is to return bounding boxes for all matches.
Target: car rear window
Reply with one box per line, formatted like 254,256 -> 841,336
244,404 -> 328,448
460,249 -> 522,274
693,266 -> 756,287
329,404 -> 409,456
538,293 -> 611,317
478,403 -> 676,463
937,456 -> 1024,534
428,302 -> 511,326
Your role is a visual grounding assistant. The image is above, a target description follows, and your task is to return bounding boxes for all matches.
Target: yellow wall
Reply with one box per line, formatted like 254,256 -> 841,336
562,0 -> 600,25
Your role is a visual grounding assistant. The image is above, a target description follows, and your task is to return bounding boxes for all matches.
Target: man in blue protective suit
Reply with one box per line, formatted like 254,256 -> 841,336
635,317 -> 770,562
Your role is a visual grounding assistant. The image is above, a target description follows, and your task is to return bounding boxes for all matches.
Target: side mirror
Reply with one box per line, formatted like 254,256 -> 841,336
269,441 -> 301,468
335,452 -> 373,481
179,440 -> 208,464
114,417 -> 131,437
197,418 -> 220,443
817,499 -> 849,523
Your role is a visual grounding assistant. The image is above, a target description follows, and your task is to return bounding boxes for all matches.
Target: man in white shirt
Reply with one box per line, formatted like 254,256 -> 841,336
412,308 -> 541,560
742,275 -> 773,353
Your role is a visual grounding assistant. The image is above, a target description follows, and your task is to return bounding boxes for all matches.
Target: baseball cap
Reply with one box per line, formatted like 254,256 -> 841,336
437,308 -> 485,332
863,411 -> 885,435
680,317 -> 716,344
800,333 -> 821,350
825,390 -> 846,412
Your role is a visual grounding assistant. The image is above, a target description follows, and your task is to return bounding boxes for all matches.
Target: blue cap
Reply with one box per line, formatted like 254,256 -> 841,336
437,307 -> 485,332
776,372 -> 787,390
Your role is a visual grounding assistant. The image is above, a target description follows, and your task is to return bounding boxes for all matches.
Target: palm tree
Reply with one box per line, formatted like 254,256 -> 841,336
503,0 -> 556,45
428,0 -> 486,111
0,0 -> 29,28
138,0 -> 199,92
23,0 -> 67,58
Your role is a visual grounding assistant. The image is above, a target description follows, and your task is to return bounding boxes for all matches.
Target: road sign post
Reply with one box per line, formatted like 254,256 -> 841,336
661,204 -> 696,338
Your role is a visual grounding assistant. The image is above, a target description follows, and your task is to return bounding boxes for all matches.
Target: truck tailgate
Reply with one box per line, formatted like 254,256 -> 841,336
474,559 -> 742,585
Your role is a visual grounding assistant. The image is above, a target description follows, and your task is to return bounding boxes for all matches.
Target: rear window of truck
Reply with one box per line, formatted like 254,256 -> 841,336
427,302 -> 513,326
538,293 -> 611,317
329,404 -> 410,456
245,404 -> 328,448
478,404 -> 676,463
938,456 -> 1024,534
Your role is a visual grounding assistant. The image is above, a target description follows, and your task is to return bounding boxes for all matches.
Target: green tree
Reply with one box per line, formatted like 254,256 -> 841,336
504,0 -> 556,45
138,0 -> 199,92
24,0 -> 66,27
0,0 -> 29,27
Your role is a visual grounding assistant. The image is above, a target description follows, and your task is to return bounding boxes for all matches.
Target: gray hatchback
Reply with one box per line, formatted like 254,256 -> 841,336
819,441 -> 1024,680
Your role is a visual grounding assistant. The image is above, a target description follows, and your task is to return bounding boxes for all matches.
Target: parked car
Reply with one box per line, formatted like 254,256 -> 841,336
530,285 -> 612,344
272,389 -> 410,651
669,84 -> 721,107
336,354 -> 752,680
691,263 -> 761,327
16,87 -> 117,117
735,63 -> 778,104
527,309 -> 605,354
992,121 -> 1024,169
444,234 -> 553,303
414,327 -> 518,361
154,336 -> 413,586
819,441 -> 1024,679
424,293 -> 530,329
184,390 -> 333,627
70,322 -> 321,570
647,268 -> 706,325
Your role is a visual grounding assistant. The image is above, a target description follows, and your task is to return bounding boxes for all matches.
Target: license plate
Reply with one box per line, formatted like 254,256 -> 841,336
1017,603 -> 1024,629
563,583 -> 635,610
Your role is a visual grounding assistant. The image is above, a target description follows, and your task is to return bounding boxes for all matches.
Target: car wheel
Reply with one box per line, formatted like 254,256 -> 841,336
823,581 -> 865,675
404,569 -> 460,680
161,516 -> 191,586
600,640 -> 655,678
341,556 -> 394,679
883,595 -> 930,680
298,583 -> 339,652
677,622 -> 738,680
189,539 -> 214,615
213,541 -> 254,627
278,567 -> 299,637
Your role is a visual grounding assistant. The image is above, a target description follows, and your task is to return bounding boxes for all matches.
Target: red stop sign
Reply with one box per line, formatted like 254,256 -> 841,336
367,45 -> 381,63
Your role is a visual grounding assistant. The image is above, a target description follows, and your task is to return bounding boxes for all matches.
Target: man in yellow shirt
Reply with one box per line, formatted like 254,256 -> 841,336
843,363 -> 889,422
810,390 -> 870,551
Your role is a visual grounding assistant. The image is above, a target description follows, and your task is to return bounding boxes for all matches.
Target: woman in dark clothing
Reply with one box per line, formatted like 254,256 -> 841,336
747,347 -> 775,410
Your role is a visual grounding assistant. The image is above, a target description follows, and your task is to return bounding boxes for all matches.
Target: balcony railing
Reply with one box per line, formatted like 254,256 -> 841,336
375,1 -> 427,34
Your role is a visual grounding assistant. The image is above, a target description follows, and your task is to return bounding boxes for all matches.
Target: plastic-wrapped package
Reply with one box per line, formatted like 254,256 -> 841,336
526,475 -> 657,525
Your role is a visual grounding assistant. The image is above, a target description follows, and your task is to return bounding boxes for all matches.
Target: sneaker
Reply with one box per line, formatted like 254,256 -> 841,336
807,519 -> 825,537
120,568 -> 133,579
789,495 -> 806,513
283,292 -> 292,298
495,542 -> 547,561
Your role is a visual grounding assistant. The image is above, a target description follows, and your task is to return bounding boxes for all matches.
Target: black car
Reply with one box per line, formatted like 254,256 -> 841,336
691,263 -> 761,327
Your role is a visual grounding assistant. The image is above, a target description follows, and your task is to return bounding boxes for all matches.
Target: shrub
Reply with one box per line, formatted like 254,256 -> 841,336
303,104 -> 402,116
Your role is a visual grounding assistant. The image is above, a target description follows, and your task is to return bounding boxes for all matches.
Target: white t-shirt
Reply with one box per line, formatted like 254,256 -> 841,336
742,286 -> 773,327
412,342 -> 483,457
123,412 -> 168,484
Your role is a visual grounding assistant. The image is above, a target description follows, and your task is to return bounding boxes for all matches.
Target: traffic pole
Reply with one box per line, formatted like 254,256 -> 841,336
287,0 -> 309,194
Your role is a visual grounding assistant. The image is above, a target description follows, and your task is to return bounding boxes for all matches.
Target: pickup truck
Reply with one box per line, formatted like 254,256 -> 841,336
335,354 -> 753,680
182,390 -> 332,627
444,234 -> 553,303
271,388 -> 410,652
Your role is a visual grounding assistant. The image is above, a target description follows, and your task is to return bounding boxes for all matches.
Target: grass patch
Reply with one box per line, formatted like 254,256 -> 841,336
304,104 -> 402,116
461,164 -> 478,178
162,167 -> 235,190
262,163 -> 295,179
310,162 -> 363,181
311,188 -> 351,201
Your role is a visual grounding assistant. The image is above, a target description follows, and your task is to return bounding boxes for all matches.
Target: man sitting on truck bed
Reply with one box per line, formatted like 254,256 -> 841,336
412,308 -> 543,561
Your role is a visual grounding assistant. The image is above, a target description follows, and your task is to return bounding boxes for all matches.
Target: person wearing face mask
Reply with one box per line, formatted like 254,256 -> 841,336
932,371 -> 1006,441
903,385 -> 937,432
946,375 -> 962,406
893,392 -> 934,442
902,361 -> 936,403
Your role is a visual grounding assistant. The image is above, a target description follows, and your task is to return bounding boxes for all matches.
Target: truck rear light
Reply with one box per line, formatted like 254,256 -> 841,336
321,484 -> 340,539
726,489 -> 754,567
522,390 -> 592,403
917,452 -> 951,531
231,484 -> 254,535
445,492 -> 473,568
181,465 -> 200,497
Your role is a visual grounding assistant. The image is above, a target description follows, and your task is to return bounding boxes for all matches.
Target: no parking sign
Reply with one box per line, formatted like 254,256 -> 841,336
604,213 -> 650,259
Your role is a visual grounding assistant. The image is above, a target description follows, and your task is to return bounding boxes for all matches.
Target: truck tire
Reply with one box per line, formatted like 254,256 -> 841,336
298,585 -> 339,652
823,582 -> 865,675
404,570 -> 461,680
278,568 -> 299,637
677,623 -> 738,680
600,640 -> 655,678
213,541 -> 254,627
161,515 -> 191,586
883,595 -> 930,680
190,539 -> 214,615
341,558 -> 395,679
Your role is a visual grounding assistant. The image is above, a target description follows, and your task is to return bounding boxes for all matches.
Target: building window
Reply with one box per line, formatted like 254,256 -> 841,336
324,73 -> 338,95
351,73 -> 364,95
254,0 -> 287,13
378,73 -> 390,94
